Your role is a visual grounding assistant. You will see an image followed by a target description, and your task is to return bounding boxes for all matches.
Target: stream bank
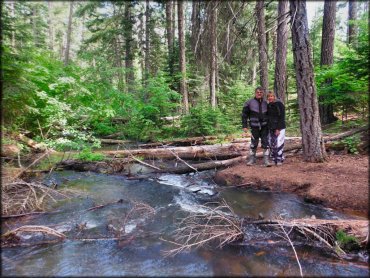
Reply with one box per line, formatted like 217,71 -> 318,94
214,153 -> 369,217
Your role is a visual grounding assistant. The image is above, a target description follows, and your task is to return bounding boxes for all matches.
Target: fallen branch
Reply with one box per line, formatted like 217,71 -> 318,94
1,210 -> 63,219
129,155 -> 161,170
85,199 -> 124,212
278,223 -> 303,277
9,151 -> 52,182
2,225 -> 66,239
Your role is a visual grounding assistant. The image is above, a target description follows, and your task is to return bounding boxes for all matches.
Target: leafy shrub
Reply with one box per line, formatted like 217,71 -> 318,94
76,148 -> 105,161
341,135 -> 361,154
335,229 -> 360,251
92,122 -> 117,136
218,81 -> 254,127
180,105 -> 234,136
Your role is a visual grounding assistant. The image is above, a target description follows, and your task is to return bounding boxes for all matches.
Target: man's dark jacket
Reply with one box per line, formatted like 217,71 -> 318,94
242,98 -> 268,129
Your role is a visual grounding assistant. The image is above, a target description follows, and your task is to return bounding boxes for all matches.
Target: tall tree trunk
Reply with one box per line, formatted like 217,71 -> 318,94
256,1 -> 269,91
32,5 -> 38,47
124,2 -> 135,93
172,0 -> 176,42
290,0 -> 327,162
348,0 -> 357,45
64,1 -> 74,66
47,2 -> 54,51
138,12 -> 145,85
271,27 -> 277,61
252,61 -> 257,87
274,0 -> 289,103
113,36 -> 124,91
144,0 -> 150,82
178,0 -> 189,114
10,1 -> 16,48
319,0 -> 337,125
166,1 -> 174,76
191,1 -> 200,55
209,1 -> 218,108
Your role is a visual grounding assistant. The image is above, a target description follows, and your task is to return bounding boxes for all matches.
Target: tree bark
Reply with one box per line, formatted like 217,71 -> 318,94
178,0 -> 189,114
124,2 -> 135,93
256,1 -> 269,92
348,0 -> 357,45
47,2 -> 54,51
191,0 -> 201,60
289,0 -> 327,162
138,12 -> 145,85
10,1 -> 16,48
319,0 -> 337,125
273,0 -> 289,103
209,1 -> 218,108
144,0 -> 150,81
64,1 -> 74,66
166,1 -> 174,76
113,36 -> 124,91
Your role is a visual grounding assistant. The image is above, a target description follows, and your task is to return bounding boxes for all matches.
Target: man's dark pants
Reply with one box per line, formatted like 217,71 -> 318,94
250,126 -> 269,151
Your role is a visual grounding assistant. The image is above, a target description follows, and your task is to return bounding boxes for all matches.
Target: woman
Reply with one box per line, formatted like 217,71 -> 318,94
267,92 -> 286,166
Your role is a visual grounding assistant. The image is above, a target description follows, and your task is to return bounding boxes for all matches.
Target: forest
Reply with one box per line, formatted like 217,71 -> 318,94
2,1 -> 368,153
1,1 -> 369,276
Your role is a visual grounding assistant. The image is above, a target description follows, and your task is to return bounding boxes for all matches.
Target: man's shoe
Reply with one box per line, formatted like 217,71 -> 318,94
263,149 -> 271,167
246,156 -> 256,166
246,149 -> 256,166
276,162 -> 283,166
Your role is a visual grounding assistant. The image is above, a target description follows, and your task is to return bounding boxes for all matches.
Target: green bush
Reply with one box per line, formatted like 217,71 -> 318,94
76,148 -> 105,161
180,105 -> 234,136
92,122 -> 117,136
335,229 -> 360,251
341,135 -> 361,154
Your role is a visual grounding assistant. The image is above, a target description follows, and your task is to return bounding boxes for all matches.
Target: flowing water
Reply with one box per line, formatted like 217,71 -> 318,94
2,168 -> 368,277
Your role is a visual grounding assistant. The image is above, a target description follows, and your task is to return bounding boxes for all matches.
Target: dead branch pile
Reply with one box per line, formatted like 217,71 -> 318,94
107,201 -> 156,239
273,218 -> 368,249
162,202 -> 368,257
1,180 -> 70,216
162,201 -> 244,256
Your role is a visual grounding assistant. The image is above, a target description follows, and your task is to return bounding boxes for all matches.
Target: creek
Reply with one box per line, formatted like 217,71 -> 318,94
2,165 -> 368,276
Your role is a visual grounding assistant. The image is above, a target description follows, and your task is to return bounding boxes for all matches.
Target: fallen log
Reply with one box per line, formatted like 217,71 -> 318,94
157,156 -> 247,174
17,134 -> 48,152
100,142 -> 248,160
323,126 -> 368,142
138,136 -> 218,148
102,132 -> 125,139
99,138 -> 134,145
231,136 -> 302,143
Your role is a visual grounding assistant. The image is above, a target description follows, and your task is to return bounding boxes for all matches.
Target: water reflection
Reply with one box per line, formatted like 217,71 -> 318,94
2,170 -> 368,277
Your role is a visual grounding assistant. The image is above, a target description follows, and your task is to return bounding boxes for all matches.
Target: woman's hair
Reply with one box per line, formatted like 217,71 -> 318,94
267,91 -> 275,99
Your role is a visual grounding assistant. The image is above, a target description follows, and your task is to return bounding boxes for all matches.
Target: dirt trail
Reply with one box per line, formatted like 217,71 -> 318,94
214,154 -> 369,217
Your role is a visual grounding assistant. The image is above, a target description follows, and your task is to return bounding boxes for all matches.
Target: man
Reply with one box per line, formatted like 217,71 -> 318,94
241,87 -> 271,167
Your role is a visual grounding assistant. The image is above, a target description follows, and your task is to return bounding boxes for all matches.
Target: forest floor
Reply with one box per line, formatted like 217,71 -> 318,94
214,152 -> 369,218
